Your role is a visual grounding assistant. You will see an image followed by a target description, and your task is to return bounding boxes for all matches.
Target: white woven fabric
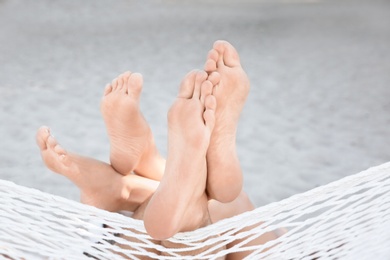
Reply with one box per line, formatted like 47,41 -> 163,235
1,162 -> 390,259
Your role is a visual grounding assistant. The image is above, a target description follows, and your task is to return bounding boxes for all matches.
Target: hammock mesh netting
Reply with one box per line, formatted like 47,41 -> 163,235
1,162 -> 390,259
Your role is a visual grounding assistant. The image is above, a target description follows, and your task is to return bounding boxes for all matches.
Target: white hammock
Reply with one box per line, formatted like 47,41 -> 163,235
1,162 -> 390,259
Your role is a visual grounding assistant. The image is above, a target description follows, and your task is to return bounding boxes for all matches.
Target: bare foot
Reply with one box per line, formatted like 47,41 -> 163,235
143,70 -> 217,240
204,40 -> 250,203
36,126 -> 159,212
101,72 -> 165,180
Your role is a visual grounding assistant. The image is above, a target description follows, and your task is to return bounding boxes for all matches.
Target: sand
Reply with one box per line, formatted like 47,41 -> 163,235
0,0 -> 389,207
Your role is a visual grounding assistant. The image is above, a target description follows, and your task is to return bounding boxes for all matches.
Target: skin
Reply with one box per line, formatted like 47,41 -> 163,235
99,40 -> 250,205
143,70 -> 216,240
36,127 -> 279,259
101,71 -> 165,181
36,40 -> 282,258
36,70 -> 220,238
36,126 -> 159,213
204,40 -> 251,203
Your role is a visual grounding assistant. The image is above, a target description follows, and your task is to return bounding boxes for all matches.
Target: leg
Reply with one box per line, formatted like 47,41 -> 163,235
36,126 -> 159,212
204,40 -> 250,203
208,191 -> 255,224
209,192 -> 286,260
143,70 -> 217,240
101,72 -> 165,180
205,41 -> 284,257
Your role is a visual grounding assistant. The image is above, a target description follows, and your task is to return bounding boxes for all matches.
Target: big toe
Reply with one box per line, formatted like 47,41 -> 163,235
127,72 -> 143,98
213,40 -> 241,68
36,126 -> 50,150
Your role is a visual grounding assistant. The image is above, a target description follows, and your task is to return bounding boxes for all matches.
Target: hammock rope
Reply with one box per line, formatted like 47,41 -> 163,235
1,162 -> 390,259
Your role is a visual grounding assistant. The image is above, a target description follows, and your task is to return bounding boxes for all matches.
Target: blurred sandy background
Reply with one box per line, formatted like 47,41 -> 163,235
0,0 -> 389,207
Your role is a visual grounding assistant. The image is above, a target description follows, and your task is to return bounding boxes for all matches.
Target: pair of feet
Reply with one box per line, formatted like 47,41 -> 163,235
36,40 -> 250,240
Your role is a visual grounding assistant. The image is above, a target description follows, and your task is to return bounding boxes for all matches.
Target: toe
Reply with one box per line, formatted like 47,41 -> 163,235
178,70 -> 198,99
116,76 -> 126,92
207,72 -> 221,87
103,84 -> 113,96
36,126 -> 50,150
200,80 -> 213,104
122,71 -> 131,79
111,77 -> 119,90
203,95 -> 217,131
204,49 -> 218,72
213,40 -> 241,68
47,135 -> 57,150
193,71 -> 208,100
127,73 -> 143,98
121,71 -> 132,93
54,144 -> 67,156
205,94 -> 217,112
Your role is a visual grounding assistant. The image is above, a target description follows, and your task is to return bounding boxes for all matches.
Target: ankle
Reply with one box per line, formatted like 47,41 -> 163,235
135,147 -> 165,181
